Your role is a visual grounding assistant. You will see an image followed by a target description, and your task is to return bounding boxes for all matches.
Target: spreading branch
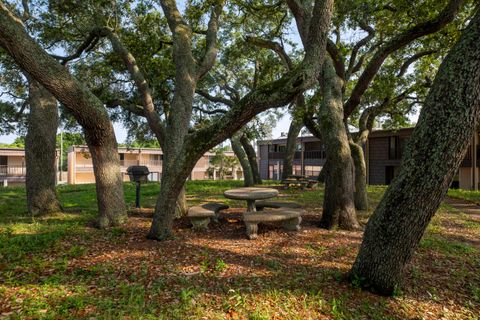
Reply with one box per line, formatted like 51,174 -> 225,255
343,0 -> 464,118
196,3 -> 223,79
196,89 -> 234,107
105,29 -> 166,146
246,36 -> 293,70
346,20 -> 375,80
397,49 -> 437,77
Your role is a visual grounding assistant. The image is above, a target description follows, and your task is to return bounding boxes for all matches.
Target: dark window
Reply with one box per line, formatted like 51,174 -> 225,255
278,145 -> 286,152
388,136 -> 400,159
385,166 -> 400,184
0,156 -> 7,166
119,153 -> 125,161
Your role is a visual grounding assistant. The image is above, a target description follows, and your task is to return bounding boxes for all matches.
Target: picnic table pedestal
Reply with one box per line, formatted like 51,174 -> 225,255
223,187 -> 279,212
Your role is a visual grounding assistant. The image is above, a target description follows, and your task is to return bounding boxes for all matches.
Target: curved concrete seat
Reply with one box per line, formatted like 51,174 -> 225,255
255,201 -> 301,211
188,203 -> 229,229
243,208 -> 303,239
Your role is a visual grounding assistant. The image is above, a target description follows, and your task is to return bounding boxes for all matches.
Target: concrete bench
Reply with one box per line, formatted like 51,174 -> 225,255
243,208 -> 303,239
188,203 -> 229,230
255,200 -> 301,211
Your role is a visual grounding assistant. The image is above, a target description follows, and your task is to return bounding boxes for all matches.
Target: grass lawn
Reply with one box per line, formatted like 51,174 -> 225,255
0,181 -> 479,319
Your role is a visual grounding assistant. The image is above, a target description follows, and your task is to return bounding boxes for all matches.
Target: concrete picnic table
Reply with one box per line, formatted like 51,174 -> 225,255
223,187 -> 279,212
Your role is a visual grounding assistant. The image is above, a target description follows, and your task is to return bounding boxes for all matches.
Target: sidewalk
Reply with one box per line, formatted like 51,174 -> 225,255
444,197 -> 480,220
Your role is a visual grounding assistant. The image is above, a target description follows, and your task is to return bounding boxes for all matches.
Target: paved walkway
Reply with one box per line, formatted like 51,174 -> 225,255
444,197 -> 480,220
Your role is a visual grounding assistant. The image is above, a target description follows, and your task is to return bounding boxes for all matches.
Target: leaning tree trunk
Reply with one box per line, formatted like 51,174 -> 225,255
282,115 -> 303,179
318,58 -> 360,230
317,160 -> 328,183
174,185 -> 188,218
0,7 -> 127,228
25,79 -> 62,216
231,133 -> 254,187
240,134 -> 262,184
350,142 -> 368,210
350,12 -> 480,296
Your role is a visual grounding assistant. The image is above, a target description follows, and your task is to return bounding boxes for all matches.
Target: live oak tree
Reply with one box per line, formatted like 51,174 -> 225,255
82,0 -> 334,239
0,3 -> 127,228
293,0 -> 467,229
349,8 -> 480,295
0,46 -> 61,215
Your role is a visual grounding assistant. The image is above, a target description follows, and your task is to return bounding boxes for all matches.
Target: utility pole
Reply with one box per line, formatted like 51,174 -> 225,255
59,130 -> 63,182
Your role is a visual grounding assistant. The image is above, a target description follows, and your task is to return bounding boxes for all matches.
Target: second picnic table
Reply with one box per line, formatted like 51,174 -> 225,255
223,187 -> 279,212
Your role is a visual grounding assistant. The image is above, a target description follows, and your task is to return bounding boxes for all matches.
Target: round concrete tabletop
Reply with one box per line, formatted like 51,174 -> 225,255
224,187 -> 279,200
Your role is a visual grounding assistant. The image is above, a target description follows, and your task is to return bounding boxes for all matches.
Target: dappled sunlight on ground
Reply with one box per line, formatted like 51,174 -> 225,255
0,183 -> 479,319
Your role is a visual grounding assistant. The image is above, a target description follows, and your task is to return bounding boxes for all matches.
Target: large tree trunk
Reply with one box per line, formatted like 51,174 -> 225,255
349,13 -> 480,296
25,79 -> 62,216
350,142 -> 368,210
240,134 -> 262,184
318,58 -> 360,230
0,6 -> 127,228
148,141 -> 197,239
232,133 -> 254,186
282,115 -> 303,179
174,185 -> 188,218
88,143 -> 128,228
317,160 -> 328,183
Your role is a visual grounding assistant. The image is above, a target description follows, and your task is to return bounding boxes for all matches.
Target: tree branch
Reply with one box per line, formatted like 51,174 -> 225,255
50,29 -> 103,65
104,29 -> 166,146
245,36 -> 293,70
344,0 -> 464,118
397,49 -> 437,77
196,89 -> 234,107
346,20 -> 375,80
196,2 -> 223,79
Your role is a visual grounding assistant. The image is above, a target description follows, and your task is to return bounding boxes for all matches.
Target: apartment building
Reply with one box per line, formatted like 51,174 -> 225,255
0,148 -> 27,186
67,146 -> 243,185
258,127 -> 480,190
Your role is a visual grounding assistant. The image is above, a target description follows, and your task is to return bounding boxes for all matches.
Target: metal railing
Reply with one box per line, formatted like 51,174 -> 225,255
268,150 -> 326,160
0,165 -> 26,176
75,160 -> 163,172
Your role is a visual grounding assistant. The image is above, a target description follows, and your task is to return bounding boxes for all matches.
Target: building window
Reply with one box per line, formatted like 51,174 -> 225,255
119,153 -> 125,161
278,145 -> 286,152
150,154 -> 160,161
388,136 -> 399,159
0,156 -> 7,166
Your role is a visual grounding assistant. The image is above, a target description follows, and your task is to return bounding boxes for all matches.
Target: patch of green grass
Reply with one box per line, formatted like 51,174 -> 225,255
419,234 -> 477,255
448,188 -> 480,204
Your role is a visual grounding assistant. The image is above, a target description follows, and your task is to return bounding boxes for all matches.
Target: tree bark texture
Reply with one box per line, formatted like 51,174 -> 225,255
0,4 -> 127,228
317,161 -> 327,183
282,114 -> 303,179
350,11 -> 480,295
231,134 -> 254,187
350,142 -> 368,210
174,185 -> 188,218
318,58 -> 360,230
25,79 -> 62,216
240,134 -> 262,184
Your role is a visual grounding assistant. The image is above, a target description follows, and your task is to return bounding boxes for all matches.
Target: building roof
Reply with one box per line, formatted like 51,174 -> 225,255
0,148 -> 26,156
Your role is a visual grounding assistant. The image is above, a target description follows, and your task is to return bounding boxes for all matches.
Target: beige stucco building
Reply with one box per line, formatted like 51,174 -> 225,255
0,148 -> 27,186
67,146 -> 242,185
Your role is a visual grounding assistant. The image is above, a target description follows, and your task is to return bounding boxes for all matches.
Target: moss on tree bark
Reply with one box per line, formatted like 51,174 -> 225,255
349,11 -> 480,295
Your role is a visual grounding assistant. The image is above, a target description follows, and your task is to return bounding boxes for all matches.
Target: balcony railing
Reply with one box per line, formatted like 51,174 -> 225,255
76,160 -> 163,172
120,160 -> 162,168
0,165 -> 26,176
268,150 -> 326,160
